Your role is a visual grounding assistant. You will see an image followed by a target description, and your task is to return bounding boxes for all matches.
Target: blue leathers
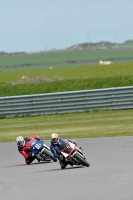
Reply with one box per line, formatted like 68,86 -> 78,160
50,138 -> 76,169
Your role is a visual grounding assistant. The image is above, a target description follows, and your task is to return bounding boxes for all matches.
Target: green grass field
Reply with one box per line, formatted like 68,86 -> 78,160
1,62 -> 133,82
0,110 -> 133,143
0,49 -> 133,71
0,49 -> 132,65
0,62 -> 133,97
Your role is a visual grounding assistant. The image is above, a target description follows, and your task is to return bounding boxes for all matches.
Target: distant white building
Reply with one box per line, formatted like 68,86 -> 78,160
99,60 -> 113,65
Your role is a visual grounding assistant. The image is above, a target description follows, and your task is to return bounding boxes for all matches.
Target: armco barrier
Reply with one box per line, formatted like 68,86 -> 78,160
0,86 -> 133,117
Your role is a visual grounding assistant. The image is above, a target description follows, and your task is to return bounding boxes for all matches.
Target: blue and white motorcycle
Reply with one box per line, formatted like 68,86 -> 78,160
25,138 -> 57,162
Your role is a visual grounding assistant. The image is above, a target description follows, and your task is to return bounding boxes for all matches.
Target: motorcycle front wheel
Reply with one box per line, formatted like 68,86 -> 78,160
74,153 -> 90,167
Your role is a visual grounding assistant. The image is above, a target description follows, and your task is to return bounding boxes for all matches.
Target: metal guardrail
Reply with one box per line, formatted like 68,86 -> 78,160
0,86 -> 133,117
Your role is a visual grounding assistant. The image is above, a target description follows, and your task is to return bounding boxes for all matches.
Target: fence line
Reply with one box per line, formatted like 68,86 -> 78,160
0,86 -> 133,117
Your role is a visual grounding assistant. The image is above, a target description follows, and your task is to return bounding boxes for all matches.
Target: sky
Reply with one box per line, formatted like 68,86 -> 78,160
0,0 -> 133,52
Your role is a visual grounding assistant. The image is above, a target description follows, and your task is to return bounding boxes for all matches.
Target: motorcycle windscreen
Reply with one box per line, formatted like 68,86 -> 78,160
29,139 -> 43,155
59,142 -> 72,153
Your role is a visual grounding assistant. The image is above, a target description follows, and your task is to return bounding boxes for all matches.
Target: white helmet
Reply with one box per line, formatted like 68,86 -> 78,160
51,133 -> 59,144
16,136 -> 25,147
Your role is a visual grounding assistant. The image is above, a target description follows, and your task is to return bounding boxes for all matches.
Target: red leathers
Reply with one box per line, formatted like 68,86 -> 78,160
18,135 -> 41,164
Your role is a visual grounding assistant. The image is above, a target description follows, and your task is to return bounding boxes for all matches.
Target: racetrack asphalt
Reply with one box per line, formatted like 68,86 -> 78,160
0,136 -> 133,200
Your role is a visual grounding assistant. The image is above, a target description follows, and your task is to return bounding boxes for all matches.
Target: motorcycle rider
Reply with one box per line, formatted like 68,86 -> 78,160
50,133 -> 78,169
16,135 -> 44,165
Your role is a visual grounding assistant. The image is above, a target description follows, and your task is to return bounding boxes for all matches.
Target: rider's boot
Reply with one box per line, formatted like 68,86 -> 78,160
68,161 -> 73,166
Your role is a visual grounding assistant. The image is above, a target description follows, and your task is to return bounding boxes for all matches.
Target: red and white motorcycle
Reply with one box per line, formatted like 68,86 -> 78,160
58,141 -> 90,167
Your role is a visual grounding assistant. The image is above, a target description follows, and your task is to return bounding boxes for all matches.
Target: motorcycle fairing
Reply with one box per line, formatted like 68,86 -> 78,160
27,139 -> 44,155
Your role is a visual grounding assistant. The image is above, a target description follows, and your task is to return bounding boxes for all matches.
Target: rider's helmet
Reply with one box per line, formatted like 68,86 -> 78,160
16,136 -> 25,147
51,133 -> 59,144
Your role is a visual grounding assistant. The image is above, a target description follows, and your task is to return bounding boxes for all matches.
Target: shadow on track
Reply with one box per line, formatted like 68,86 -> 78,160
2,161 -> 53,168
34,166 -> 84,173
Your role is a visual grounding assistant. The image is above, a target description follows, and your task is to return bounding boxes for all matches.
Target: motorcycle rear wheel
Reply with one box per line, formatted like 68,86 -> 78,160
74,153 -> 90,167
42,149 -> 57,162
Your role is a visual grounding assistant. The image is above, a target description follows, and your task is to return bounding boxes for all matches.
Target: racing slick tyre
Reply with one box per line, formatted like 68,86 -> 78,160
74,153 -> 90,167
42,149 -> 57,162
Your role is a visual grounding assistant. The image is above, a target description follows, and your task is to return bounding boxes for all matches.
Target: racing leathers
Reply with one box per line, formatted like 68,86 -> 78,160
18,135 -> 42,165
50,138 -> 77,169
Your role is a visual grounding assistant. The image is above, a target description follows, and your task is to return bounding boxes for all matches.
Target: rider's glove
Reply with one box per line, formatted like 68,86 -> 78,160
56,149 -> 60,153
40,138 -> 44,142
72,140 -> 77,145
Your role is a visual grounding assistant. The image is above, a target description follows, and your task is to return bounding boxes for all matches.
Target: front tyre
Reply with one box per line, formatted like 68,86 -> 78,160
74,153 -> 90,167
42,149 -> 57,162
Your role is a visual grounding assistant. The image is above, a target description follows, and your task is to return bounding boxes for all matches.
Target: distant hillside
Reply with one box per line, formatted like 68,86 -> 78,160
67,40 -> 133,51
0,51 -> 27,56
123,40 -> 133,44
0,40 -> 133,56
